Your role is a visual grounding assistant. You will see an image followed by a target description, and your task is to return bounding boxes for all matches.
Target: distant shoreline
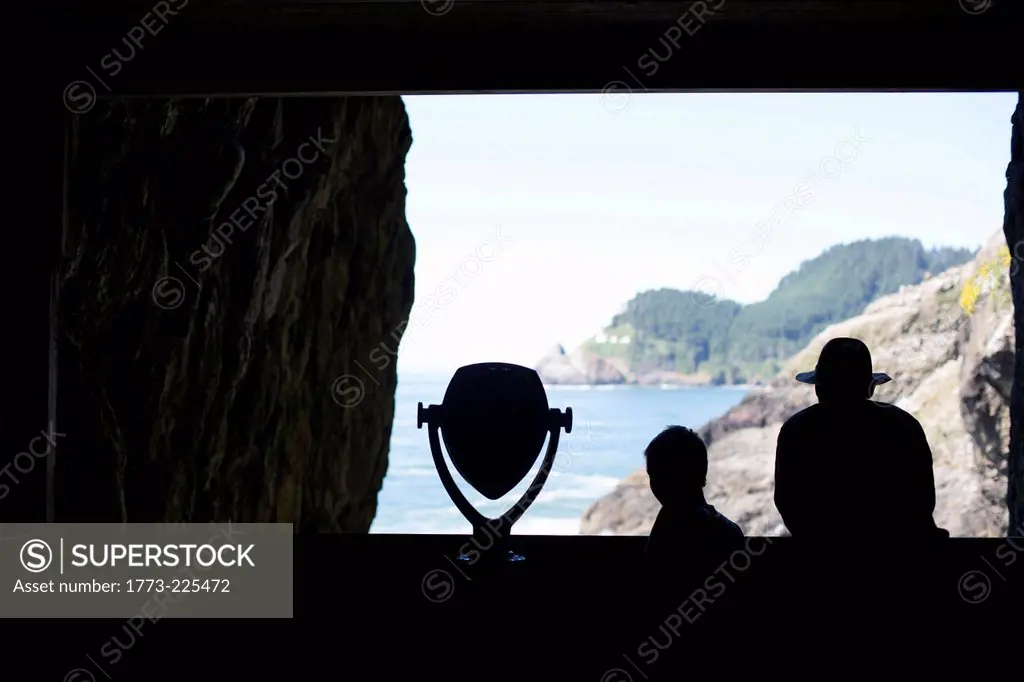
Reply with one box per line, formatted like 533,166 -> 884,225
398,372 -> 759,392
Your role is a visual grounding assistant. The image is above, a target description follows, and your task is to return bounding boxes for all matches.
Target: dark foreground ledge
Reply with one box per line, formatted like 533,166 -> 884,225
19,534 -> 1024,678
59,0 -> 1024,97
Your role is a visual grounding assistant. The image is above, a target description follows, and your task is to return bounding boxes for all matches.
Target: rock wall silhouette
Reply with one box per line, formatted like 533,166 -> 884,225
59,97 -> 415,531
1006,94 -> 1023,533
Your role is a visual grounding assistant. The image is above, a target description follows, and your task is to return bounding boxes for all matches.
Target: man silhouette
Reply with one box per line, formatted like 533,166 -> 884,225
645,426 -> 743,566
774,337 -> 946,538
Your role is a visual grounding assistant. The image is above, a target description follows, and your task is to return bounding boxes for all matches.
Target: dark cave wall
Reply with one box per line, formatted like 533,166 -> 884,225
59,97 -> 415,531
1007,93 -> 1023,533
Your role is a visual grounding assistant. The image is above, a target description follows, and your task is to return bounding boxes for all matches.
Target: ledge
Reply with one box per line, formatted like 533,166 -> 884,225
60,0 -> 1024,97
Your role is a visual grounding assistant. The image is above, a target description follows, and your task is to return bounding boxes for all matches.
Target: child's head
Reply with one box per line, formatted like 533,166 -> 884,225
644,425 -> 708,507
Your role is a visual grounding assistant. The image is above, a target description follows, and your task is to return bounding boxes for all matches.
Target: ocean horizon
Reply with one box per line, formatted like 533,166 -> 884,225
370,372 -> 749,535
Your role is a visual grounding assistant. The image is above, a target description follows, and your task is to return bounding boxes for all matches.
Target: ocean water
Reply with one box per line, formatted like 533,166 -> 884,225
370,374 -> 749,535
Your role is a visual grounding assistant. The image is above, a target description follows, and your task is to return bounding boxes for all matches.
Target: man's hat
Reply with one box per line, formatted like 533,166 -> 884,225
795,337 -> 891,386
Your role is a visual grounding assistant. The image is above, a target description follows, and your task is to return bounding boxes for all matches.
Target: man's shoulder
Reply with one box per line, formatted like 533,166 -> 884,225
789,403 -> 820,417
784,401 -> 922,425
780,404 -> 821,431
866,401 -> 925,427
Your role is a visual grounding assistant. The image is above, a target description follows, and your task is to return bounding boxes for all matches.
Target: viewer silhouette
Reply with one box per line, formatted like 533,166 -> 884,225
645,426 -> 743,566
774,337 -> 948,539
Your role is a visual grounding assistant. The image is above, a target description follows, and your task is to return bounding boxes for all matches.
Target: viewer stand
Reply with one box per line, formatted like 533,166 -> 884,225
417,363 -> 573,566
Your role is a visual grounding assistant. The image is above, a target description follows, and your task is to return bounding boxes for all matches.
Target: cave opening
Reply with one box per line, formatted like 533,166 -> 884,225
6,1 -> 1020,543
375,92 -> 1018,540
30,90 -> 1021,541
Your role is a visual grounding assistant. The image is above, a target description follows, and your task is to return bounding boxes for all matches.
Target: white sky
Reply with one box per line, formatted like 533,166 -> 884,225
396,92 -> 1017,373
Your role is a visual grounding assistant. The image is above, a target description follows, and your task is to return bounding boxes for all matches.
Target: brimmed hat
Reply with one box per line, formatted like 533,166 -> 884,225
795,337 -> 891,386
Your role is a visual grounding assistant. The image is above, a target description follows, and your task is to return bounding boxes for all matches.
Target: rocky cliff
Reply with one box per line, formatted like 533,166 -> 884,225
581,231 -> 1016,537
536,344 -> 627,385
535,345 -> 724,386
59,97 -> 415,531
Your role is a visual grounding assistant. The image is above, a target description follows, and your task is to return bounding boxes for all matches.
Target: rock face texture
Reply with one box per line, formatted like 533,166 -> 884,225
59,97 -> 415,531
1005,94 -> 1023,533
581,233 -> 1015,537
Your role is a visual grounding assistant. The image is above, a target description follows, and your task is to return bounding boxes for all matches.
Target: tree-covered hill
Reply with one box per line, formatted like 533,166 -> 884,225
585,238 -> 976,384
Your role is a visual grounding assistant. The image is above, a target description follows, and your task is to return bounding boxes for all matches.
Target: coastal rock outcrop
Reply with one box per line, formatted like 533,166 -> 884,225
536,344 -> 627,385
581,232 -> 1015,537
59,97 -> 415,531
959,245 -> 1015,530
1005,94 -> 1023,532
